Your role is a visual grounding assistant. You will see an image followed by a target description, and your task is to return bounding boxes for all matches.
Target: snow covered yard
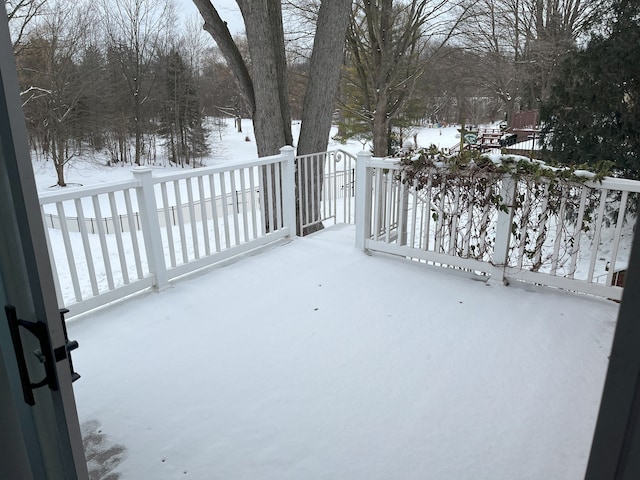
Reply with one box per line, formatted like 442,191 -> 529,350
68,224 -> 618,480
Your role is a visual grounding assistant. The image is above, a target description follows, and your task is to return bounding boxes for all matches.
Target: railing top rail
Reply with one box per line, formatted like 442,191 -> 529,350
38,178 -> 140,205
587,176 -> 640,193
152,152 -> 286,184
364,155 -> 640,193
367,157 -> 402,169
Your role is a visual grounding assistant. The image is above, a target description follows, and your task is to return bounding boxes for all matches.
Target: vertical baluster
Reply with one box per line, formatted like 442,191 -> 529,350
389,175 -> 396,228
229,170 -> 241,245
208,174 -> 221,252
108,192 -> 129,284
249,167 -> 258,239
160,182 -> 177,268
517,183 -> 533,269
305,157 -> 312,229
198,176 -> 211,256
266,163 -> 275,232
296,156 -> 304,234
605,190 -> 629,285
74,198 -> 99,295
310,155 -> 317,227
342,165 -> 348,223
123,189 -> 144,279
397,172 -> 408,246
372,169 -> 383,241
319,153 -> 325,221
313,153 -> 327,221
274,163 -> 283,230
422,175 -> 433,251
239,168 -> 249,242
449,184 -> 461,255
186,178 -> 200,260
173,180 -> 188,263
57,201 -> 83,301
385,171 -> 394,243
587,189 -> 608,282
41,207 -> 64,306
345,159 -> 351,222
435,184 -> 447,253
92,195 -> 115,290
531,182 -> 550,271
258,166 -> 267,236
219,171 -> 231,248
332,154 -> 338,223
410,178 -> 419,248
550,185 -> 568,276
568,186 -> 588,279
462,185 -> 474,258
476,184 -> 492,259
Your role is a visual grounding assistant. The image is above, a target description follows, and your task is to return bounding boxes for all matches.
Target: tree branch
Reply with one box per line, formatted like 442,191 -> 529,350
192,0 -> 255,117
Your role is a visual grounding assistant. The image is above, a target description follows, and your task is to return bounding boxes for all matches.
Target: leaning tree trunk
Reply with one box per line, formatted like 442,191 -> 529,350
238,0 -> 292,232
296,0 -> 352,235
194,0 -> 352,234
238,1 -> 292,156
193,0 -> 255,115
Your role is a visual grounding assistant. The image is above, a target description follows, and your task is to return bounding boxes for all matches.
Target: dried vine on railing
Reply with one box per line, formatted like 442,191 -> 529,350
395,146 -> 620,275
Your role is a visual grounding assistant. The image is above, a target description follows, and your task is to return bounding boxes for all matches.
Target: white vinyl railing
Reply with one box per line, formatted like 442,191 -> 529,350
39,147 -> 356,318
41,146 -> 631,318
42,149 -> 358,236
40,147 -> 297,317
355,151 -> 637,301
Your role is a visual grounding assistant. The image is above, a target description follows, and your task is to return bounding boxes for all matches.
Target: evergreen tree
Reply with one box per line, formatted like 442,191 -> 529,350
103,45 -> 133,164
540,0 -> 640,178
74,44 -> 110,151
158,49 -> 208,167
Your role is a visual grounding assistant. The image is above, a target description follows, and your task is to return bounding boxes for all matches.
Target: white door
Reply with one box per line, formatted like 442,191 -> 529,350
0,6 -> 88,479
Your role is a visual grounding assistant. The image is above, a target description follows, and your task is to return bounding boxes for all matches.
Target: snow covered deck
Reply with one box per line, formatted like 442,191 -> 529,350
69,225 -> 618,480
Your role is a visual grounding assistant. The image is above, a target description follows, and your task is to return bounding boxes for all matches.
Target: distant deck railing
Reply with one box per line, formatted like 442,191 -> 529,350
39,147 -> 356,317
355,151 -> 636,301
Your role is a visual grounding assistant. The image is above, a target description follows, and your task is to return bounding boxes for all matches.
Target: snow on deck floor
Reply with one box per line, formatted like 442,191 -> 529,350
69,225 -> 618,480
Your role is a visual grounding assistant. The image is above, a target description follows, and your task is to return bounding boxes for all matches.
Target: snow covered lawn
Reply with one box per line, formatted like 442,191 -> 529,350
69,224 -> 618,480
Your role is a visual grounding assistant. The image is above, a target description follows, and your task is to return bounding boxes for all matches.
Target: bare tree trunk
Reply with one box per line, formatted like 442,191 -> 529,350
297,1 -> 352,156
52,133 -> 66,187
237,1 -> 293,232
194,0 -> 352,234
296,0 -> 352,235
372,106 -> 390,156
237,0 -> 292,155
134,96 -> 142,165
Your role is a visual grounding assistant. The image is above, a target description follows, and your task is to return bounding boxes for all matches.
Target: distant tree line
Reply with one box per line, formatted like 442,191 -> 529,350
7,0 -> 243,186
336,0 -> 612,156
7,0 -> 637,185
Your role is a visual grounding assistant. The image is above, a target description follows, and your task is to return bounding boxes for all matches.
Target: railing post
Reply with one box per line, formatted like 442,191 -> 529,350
280,145 -> 297,238
355,151 -> 373,251
132,167 -> 168,290
492,174 -> 517,283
